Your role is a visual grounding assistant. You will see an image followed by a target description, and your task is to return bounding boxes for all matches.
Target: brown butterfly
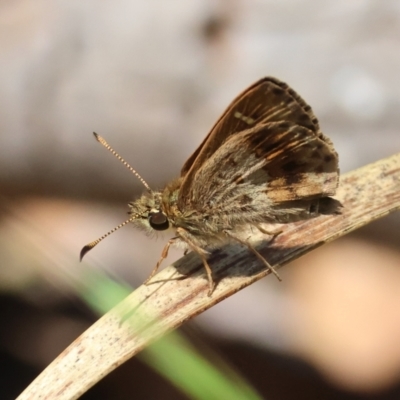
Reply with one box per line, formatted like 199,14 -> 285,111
81,77 -> 340,295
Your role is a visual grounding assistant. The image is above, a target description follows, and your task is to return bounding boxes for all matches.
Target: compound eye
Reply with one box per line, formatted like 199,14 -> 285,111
148,211 -> 169,231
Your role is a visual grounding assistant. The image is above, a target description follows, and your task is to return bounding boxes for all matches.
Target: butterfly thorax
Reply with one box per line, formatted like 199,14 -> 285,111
161,178 -> 221,236
163,178 -> 252,239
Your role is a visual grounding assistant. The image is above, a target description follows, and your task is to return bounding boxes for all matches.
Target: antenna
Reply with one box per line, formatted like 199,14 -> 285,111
80,214 -> 140,260
93,132 -> 151,191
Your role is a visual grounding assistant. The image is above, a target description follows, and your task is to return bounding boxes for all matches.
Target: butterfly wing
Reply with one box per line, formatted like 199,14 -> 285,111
179,77 -> 329,205
178,121 -> 338,219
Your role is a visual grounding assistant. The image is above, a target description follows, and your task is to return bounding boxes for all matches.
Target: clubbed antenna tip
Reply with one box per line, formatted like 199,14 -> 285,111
79,215 -> 139,261
80,242 -> 98,261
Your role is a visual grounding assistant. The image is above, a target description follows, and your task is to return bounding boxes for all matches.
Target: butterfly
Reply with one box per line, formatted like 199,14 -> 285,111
81,77 -> 340,295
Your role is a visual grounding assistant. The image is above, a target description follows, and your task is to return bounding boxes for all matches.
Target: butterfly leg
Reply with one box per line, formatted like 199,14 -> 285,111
144,237 -> 178,285
256,225 -> 283,237
176,228 -> 215,296
224,230 -> 281,281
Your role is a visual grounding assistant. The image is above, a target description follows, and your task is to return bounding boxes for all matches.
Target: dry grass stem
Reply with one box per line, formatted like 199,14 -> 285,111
17,153 -> 400,400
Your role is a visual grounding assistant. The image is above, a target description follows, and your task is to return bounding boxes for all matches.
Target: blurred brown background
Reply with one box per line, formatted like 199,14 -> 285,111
1,1 -> 400,399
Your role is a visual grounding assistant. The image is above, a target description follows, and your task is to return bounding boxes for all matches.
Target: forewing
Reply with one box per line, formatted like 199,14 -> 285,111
179,121 -> 338,211
181,77 -> 321,176
179,77 -> 325,203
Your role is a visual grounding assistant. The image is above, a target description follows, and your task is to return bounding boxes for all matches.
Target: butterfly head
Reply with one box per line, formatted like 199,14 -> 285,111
128,191 -> 171,234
